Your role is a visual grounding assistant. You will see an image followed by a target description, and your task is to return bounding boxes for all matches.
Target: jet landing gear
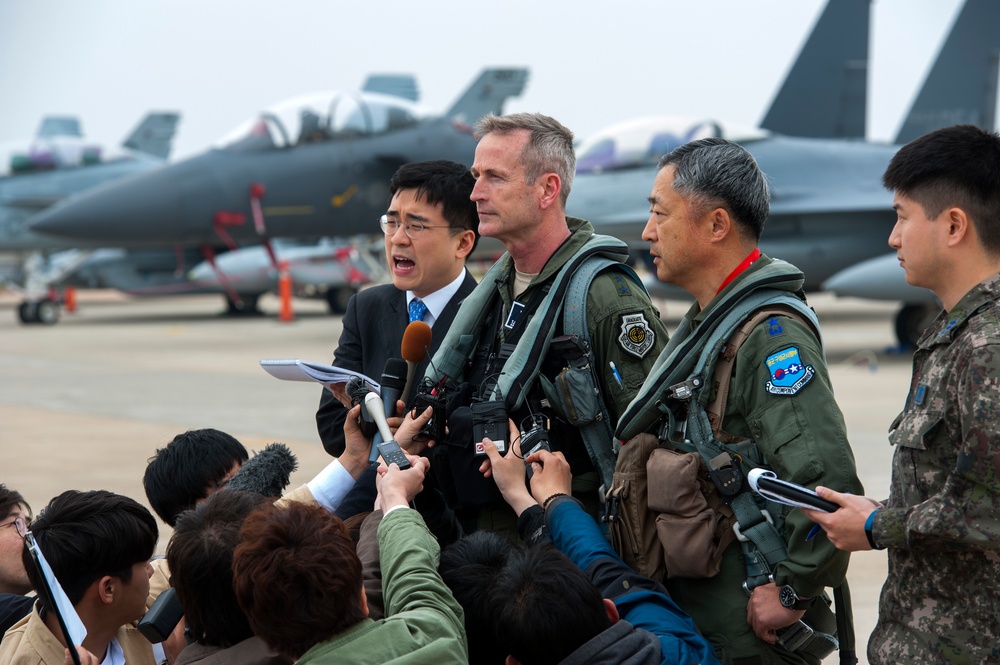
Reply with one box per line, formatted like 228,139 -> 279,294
17,297 -> 61,325
223,293 -> 263,316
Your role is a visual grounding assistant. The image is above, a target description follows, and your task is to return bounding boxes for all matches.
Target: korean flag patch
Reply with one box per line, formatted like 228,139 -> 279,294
618,312 -> 655,358
764,346 -> 815,396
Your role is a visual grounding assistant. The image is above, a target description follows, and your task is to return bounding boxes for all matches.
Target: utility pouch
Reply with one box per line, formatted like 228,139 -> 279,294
604,433 -> 665,581
647,448 -> 736,578
539,334 -> 602,426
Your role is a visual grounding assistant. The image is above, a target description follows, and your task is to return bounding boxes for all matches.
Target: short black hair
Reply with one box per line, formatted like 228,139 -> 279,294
440,531 -> 518,665
485,544 -> 611,665
0,484 -> 30,521
144,429 -> 249,527
389,160 -> 479,252
167,490 -> 270,647
883,124 -> 1000,254
23,490 -> 157,607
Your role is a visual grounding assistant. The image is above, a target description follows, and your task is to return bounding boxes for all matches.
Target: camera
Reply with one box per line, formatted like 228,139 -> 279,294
347,376 -> 377,439
471,399 -> 508,456
411,383 -> 448,444
519,414 -> 550,479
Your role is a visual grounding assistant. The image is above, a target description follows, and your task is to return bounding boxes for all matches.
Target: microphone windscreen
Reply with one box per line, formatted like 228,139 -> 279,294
382,358 -> 408,391
225,442 -> 298,498
401,321 -> 432,363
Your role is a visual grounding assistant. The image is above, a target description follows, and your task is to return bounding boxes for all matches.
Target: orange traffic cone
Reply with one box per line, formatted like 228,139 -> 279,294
278,261 -> 294,323
64,286 -> 77,313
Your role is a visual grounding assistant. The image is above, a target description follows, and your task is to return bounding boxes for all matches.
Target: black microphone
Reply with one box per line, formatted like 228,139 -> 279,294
370,358 -> 407,464
225,443 -> 298,498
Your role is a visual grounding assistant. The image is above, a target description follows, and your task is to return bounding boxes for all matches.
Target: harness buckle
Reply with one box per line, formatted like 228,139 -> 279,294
667,377 -> 702,401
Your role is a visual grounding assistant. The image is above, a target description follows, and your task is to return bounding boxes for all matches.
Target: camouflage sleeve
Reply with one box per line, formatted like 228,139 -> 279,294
586,270 -> 668,424
874,341 -> 1000,551
732,316 -> 864,597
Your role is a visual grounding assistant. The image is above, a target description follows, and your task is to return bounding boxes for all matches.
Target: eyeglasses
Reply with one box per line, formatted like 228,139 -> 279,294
379,215 -> 454,239
5,517 -> 29,539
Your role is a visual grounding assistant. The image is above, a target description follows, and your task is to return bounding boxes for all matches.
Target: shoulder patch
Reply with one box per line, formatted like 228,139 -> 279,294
764,345 -> 815,395
767,317 -> 784,337
611,272 -> 632,296
618,312 -> 655,358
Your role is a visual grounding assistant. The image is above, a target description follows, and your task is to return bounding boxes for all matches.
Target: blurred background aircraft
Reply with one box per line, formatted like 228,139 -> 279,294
0,112 -> 180,322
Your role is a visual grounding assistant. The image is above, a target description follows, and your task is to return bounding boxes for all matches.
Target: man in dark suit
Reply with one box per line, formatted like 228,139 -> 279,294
317,160 -> 479,456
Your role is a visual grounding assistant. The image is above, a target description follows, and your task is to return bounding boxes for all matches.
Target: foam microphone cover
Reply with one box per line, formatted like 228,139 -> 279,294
401,321 -> 432,363
225,442 -> 298,498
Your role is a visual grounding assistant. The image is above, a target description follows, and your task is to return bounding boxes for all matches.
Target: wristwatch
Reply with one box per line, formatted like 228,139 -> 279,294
779,584 -> 814,610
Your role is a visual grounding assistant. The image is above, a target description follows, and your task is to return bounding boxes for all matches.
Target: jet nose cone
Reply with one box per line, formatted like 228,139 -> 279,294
29,168 -> 183,246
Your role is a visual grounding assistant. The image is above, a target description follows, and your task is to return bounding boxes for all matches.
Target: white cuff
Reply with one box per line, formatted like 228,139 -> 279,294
306,459 -> 357,512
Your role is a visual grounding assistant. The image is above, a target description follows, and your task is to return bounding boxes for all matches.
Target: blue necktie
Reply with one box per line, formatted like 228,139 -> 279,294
408,298 -> 428,323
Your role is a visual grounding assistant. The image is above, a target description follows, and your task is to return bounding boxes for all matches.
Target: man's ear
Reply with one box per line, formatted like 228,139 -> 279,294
96,575 -> 116,604
706,207 -> 732,243
945,207 -> 971,248
454,229 -> 476,259
360,585 -> 369,617
536,173 -> 562,210
603,597 -> 620,624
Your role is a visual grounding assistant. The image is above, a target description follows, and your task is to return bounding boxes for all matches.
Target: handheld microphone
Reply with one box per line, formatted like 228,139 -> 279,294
226,443 -> 298,498
401,321 -> 432,405
369,358 -> 408,464
364,392 -> 411,469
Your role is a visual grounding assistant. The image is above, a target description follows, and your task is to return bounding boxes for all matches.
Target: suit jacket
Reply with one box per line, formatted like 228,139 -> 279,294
316,273 -> 477,456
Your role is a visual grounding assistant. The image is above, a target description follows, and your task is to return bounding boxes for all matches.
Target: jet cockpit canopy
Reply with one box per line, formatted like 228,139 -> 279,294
216,91 -> 429,152
576,116 -> 769,174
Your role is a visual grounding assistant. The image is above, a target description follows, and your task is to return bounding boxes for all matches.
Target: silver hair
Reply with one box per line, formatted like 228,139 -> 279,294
475,113 -> 576,206
658,137 -> 770,241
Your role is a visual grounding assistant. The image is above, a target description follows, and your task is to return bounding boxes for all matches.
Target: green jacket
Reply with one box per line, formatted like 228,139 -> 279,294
296,509 -> 467,665
868,273 -> 1000,665
623,255 -> 863,664
483,217 -> 667,423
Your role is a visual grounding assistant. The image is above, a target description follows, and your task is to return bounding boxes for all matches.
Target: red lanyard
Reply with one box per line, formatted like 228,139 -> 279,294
717,248 -> 761,294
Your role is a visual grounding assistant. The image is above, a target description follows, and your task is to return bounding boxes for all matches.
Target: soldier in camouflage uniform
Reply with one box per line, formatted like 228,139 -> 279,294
805,125 -> 1000,664
416,113 -> 667,534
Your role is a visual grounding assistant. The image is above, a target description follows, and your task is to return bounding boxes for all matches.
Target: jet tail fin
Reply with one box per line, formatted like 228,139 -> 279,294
444,68 -> 529,125
121,112 -> 181,159
362,74 -> 419,102
760,0 -> 869,139
894,0 -> 1000,144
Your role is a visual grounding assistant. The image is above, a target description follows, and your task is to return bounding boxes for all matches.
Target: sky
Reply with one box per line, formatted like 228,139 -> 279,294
0,0 -> 966,162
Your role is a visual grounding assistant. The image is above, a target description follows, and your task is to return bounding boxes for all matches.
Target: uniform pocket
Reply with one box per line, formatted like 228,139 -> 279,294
888,410 -> 942,451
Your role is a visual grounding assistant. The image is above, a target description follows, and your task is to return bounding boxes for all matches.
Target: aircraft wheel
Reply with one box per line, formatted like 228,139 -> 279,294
17,301 -> 38,324
325,287 -> 355,315
895,303 -> 937,348
224,293 -> 262,316
34,299 -> 60,325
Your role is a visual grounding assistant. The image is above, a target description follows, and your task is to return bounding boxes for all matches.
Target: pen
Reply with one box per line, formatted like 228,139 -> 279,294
609,362 -> 623,388
805,524 -> 822,541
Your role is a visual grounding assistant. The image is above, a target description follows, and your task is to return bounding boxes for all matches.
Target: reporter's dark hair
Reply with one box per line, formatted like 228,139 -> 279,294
167,490 -> 269,647
485,543 -> 611,665
232,502 -> 366,660
144,428 -> 249,526
389,160 -> 479,252
0,484 -> 30,521
22,490 -> 157,607
440,531 -> 519,665
883,124 -> 1000,254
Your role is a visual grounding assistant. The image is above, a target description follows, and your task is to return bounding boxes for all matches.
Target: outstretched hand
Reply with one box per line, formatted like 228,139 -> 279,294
801,487 -> 884,552
376,454 -> 429,512
526,449 -> 573,506
479,420 -> 537,516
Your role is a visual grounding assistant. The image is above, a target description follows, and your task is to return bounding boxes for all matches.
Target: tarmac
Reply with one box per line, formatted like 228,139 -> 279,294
0,287 -> 916,664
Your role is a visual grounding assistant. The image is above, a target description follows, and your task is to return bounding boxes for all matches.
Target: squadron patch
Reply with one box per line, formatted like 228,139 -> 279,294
764,346 -> 815,395
767,317 -> 784,337
618,312 -> 655,358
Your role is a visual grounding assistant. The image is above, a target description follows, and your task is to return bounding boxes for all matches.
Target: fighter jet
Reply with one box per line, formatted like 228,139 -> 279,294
29,68 -> 529,257
568,0 -> 999,347
0,112 -> 180,323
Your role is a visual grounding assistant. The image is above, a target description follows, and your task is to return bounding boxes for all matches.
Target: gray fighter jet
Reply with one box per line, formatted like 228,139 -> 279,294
568,0 -> 998,346
29,68 -> 528,255
0,112 -> 180,323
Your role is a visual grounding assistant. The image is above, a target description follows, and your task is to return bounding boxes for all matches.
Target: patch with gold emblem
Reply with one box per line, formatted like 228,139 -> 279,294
618,312 -> 655,358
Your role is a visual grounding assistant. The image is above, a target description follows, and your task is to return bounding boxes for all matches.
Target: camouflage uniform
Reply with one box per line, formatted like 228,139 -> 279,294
868,273 -> 1000,664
